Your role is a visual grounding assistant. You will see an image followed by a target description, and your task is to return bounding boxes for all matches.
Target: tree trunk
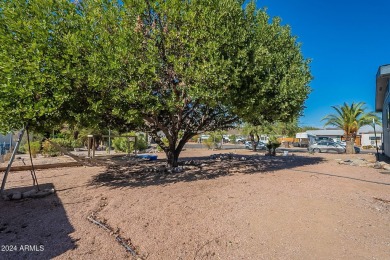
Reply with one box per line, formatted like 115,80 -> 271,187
166,149 -> 180,168
346,137 -> 355,154
164,133 -> 195,168
250,133 -> 257,152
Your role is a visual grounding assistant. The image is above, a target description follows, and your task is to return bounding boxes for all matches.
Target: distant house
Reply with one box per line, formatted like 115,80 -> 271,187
357,125 -> 382,148
306,129 -> 344,142
375,64 -> 390,156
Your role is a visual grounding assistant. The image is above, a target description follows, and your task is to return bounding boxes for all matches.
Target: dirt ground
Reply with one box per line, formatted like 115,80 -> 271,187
0,149 -> 389,259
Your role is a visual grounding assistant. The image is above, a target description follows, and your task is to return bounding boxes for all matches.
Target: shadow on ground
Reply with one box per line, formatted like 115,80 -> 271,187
90,154 -> 324,189
0,183 -> 76,259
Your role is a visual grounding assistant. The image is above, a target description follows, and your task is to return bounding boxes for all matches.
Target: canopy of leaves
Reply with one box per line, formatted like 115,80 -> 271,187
0,0 -> 312,165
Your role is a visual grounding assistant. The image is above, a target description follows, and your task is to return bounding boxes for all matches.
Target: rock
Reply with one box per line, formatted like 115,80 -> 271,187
22,189 -> 37,198
239,157 -> 247,161
11,191 -> 22,200
29,189 -> 55,198
2,194 -> 11,201
383,164 -> 390,171
374,162 -> 382,169
366,163 -> 375,168
172,166 -> 184,173
352,159 -> 367,166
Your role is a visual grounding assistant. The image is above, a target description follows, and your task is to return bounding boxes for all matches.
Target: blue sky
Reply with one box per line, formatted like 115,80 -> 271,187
255,0 -> 390,128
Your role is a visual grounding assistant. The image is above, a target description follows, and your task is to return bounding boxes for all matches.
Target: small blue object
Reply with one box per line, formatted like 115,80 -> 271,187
136,154 -> 158,161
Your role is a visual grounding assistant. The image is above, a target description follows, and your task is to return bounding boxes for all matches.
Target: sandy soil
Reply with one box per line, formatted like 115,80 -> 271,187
0,149 -> 389,259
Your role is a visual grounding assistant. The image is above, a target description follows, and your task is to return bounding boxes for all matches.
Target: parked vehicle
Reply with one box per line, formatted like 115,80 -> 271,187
245,141 -> 266,150
335,141 -> 360,153
222,135 -> 230,143
315,136 -> 334,142
292,141 -> 309,147
308,141 -> 345,153
236,137 -> 246,143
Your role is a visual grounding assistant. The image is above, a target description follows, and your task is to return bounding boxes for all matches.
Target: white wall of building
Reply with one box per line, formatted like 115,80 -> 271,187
382,81 -> 390,155
360,133 -> 382,147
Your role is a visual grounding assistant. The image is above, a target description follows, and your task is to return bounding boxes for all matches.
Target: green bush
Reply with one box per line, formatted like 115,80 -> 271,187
230,134 -> 237,144
204,133 -> 222,149
22,141 -> 41,158
71,139 -> 83,148
42,140 -> 61,157
41,138 -> 72,157
112,133 -> 148,153
266,136 -> 281,156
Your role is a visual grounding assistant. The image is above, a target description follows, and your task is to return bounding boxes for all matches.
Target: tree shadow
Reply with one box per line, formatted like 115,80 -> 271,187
231,155 -> 325,174
0,183 -> 77,259
90,154 -> 325,189
90,160 -> 231,188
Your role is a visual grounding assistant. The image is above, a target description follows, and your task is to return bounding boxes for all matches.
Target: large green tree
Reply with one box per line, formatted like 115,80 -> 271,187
322,102 -> 379,154
0,0 -> 312,167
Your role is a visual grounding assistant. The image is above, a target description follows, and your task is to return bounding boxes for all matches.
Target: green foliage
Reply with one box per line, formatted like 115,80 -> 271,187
42,140 -> 61,157
41,137 -> 74,157
112,133 -> 148,153
204,132 -> 223,149
71,139 -> 83,149
0,0 -> 312,167
23,141 -> 41,158
299,126 -> 320,132
112,138 -> 131,153
266,136 -> 281,156
230,134 -> 237,144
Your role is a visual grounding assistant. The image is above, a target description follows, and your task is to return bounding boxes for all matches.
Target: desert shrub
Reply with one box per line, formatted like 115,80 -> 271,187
230,134 -> 237,144
204,133 -> 222,149
41,138 -> 72,157
53,138 -> 73,149
22,141 -> 41,158
112,137 -> 129,153
190,135 -> 199,142
71,139 -> 83,148
18,132 -> 44,153
266,136 -> 281,156
42,140 -> 61,157
135,133 -> 148,151
112,133 -> 148,153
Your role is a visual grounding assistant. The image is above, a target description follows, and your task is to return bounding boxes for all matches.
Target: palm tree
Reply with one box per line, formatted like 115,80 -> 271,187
322,102 -> 379,154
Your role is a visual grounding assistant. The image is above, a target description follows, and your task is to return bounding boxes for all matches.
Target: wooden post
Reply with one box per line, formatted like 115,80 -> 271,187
92,136 -> 96,158
87,135 -> 93,158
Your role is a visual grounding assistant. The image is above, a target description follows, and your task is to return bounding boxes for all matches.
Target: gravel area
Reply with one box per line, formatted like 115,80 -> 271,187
0,149 -> 389,259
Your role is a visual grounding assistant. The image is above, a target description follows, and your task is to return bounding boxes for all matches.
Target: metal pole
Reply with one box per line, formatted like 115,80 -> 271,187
1,128 -> 25,194
373,119 -> 379,161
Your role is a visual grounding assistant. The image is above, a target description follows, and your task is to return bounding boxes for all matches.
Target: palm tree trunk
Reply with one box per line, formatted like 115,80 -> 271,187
346,137 -> 355,154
